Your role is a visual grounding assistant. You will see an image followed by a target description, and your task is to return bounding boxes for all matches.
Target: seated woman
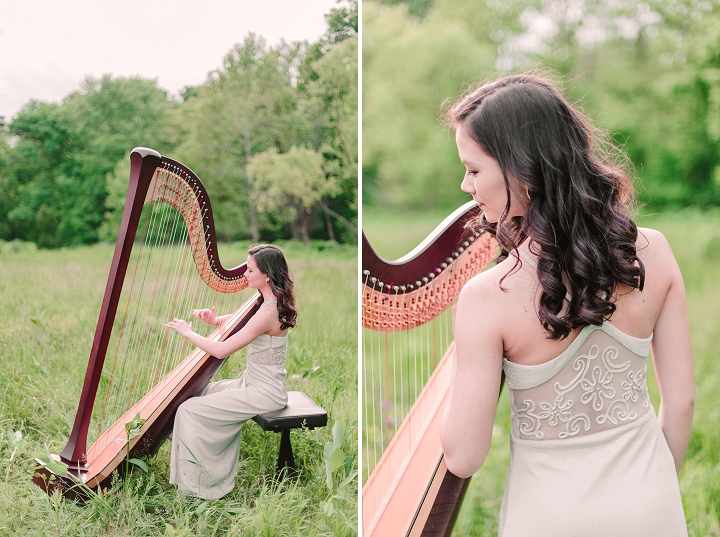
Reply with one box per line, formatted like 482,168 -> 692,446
165,244 -> 297,500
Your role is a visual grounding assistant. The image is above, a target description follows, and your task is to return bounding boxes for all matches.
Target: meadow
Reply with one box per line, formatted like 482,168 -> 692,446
0,239 -> 357,537
363,207 -> 720,537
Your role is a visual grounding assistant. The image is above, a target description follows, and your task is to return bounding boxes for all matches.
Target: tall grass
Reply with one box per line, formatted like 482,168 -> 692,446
363,208 -> 720,536
0,239 -> 357,537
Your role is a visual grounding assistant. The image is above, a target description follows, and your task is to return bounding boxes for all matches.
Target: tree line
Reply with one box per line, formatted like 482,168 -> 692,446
363,0 -> 720,212
0,1 -> 357,248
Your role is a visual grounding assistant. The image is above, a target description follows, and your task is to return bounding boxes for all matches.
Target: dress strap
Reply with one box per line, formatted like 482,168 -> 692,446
515,249 -> 573,303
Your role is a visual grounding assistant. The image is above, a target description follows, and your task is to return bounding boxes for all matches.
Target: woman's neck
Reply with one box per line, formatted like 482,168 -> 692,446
260,287 -> 277,304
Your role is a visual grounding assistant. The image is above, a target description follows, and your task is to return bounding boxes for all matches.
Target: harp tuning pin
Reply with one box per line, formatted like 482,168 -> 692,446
446,257 -> 453,264
436,268 -> 441,274
408,284 -> 414,290
370,277 -> 377,283
453,251 -> 460,258
416,281 -> 422,287
441,263 -> 448,269
458,247 -> 464,253
422,277 -> 429,284
363,270 -> 370,276
378,281 -> 384,288
400,285 -> 406,292
463,241 -> 470,247
428,272 -> 435,279
392,285 -> 399,291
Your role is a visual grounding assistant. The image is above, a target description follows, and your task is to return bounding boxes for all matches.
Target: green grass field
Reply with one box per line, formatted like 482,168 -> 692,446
363,207 -> 720,536
0,239 -> 357,537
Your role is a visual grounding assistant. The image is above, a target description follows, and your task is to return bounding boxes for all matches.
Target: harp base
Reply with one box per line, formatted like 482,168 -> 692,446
33,458 -> 93,505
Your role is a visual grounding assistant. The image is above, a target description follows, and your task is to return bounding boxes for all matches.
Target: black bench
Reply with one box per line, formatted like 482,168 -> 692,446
252,391 -> 327,477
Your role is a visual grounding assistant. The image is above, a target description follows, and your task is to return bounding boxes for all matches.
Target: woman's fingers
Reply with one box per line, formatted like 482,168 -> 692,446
191,308 -> 216,324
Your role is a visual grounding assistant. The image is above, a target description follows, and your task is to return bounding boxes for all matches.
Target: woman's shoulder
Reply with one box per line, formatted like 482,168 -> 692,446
635,227 -> 679,272
254,301 -> 280,324
458,255 -> 531,314
256,301 -> 288,336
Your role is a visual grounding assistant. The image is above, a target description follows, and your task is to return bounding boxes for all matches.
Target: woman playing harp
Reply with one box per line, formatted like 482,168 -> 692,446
165,244 -> 296,500
441,74 -> 694,536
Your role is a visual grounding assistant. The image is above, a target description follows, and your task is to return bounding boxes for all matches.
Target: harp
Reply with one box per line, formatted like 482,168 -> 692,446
33,148 -> 260,499
362,201 -> 499,536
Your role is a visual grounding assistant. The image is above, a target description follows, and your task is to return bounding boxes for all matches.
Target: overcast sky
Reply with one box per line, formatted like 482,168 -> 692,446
0,0 -> 340,121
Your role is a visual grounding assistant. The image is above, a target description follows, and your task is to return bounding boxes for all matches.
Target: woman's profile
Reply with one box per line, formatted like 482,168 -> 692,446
440,74 -> 694,536
164,243 -> 297,500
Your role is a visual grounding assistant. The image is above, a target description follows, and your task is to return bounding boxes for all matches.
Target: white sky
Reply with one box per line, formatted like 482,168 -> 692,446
0,0 -> 340,121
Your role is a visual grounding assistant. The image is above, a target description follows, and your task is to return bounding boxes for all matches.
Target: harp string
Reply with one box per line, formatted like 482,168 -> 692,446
88,175 -> 250,453
94,194 -> 162,445
362,295 -> 455,481
95,199 -> 169,448
156,212 -> 197,386
144,204 -> 187,398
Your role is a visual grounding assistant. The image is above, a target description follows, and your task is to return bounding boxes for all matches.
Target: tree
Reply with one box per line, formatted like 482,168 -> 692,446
300,36 -> 359,240
363,2 -> 497,210
249,146 -> 338,243
5,76 -> 177,247
174,34 -> 298,241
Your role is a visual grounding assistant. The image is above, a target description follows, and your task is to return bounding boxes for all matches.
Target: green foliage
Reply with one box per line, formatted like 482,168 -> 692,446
113,413 -> 149,478
363,1 -> 497,210
250,146 -> 338,243
288,348 -> 322,378
322,419 -> 358,523
174,33 -> 297,242
98,155 -> 131,242
1,2 -> 358,248
323,0 -> 358,46
2,77 -> 178,248
364,0 -> 720,212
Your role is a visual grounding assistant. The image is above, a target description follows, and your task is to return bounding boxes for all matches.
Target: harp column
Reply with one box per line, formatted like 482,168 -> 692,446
60,148 -> 161,465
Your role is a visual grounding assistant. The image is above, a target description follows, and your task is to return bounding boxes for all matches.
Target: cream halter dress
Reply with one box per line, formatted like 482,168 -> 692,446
498,251 -> 687,536
169,301 -> 288,500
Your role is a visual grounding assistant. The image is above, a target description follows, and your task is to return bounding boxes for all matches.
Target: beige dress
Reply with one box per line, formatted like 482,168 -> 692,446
169,310 -> 288,500
499,321 -> 687,536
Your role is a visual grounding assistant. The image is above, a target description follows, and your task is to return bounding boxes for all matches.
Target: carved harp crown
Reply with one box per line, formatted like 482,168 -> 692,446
362,201 -> 498,537
34,148 -> 260,498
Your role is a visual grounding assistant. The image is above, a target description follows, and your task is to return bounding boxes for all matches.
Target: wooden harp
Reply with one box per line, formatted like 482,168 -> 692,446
362,201 -> 498,536
33,148 -> 260,499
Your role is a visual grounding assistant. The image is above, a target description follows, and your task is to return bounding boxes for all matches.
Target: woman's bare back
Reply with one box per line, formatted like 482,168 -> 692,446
490,227 -> 675,367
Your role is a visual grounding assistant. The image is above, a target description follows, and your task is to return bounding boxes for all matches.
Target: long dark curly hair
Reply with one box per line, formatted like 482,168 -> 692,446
446,73 -> 644,340
248,244 -> 297,330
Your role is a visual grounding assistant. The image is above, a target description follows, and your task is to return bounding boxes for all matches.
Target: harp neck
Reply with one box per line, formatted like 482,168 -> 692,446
362,202 -> 497,331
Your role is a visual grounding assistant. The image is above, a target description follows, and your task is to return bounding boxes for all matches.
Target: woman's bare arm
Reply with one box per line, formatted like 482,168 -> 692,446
165,306 -> 277,359
647,230 -> 695,473
441,272 -> 505,478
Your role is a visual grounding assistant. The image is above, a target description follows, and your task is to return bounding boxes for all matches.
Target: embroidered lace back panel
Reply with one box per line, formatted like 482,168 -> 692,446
247,334 -> 287,366
504,325 -> 652,441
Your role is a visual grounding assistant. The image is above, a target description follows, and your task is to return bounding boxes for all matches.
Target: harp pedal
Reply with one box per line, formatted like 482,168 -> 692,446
252,391 -> 327,479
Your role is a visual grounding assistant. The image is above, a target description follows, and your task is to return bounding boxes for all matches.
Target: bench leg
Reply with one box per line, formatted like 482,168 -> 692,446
276,429 -> 297,479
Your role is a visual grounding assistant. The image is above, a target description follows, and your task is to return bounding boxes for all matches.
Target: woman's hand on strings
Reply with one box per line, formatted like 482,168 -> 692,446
192,306 -> 217,326
165,318 -> 193,337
